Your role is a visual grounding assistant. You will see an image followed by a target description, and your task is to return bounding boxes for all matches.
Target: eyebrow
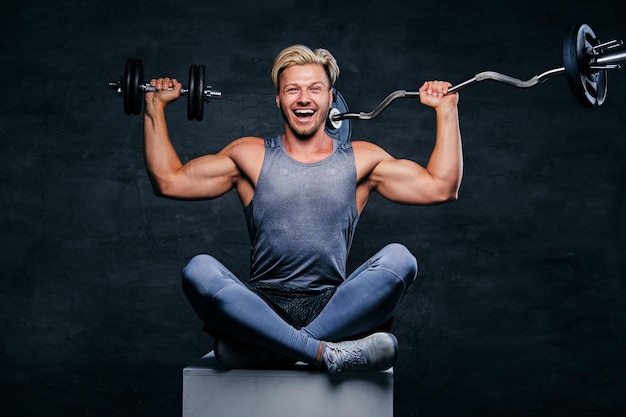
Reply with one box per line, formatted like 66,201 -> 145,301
282,81 -> 328,89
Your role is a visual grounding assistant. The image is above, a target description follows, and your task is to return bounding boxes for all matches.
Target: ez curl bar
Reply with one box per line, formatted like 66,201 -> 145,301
327,23 -> 626,142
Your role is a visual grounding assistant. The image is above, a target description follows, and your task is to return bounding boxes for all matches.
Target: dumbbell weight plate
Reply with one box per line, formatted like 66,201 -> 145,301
187,65 -> 198,121
131,59 -> 144,115
123,59 -> 144,115
194,65 -> 205,122
325,89 -> 352,143
123,59 -> 135,115
563,23 -> 607,107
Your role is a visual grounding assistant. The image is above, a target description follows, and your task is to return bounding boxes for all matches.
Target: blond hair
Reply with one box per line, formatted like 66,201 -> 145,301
271,45 -> 340,91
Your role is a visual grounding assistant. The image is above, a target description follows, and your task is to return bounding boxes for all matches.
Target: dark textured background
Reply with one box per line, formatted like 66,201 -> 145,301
1,0 -> 624,416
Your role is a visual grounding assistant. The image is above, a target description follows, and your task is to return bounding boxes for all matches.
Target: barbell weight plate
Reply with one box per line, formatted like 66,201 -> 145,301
123,58 -> 135,115
563,23 -> 607,107
131,59 -> 144,115
325,89 -> 352,143
187,64 -> 198,121
194,65 -> 205,121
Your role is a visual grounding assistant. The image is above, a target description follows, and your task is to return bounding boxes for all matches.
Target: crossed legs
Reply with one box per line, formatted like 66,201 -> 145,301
181,243 -> 417,368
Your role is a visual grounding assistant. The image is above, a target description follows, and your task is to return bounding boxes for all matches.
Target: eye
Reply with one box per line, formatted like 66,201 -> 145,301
286,87 -> 299,94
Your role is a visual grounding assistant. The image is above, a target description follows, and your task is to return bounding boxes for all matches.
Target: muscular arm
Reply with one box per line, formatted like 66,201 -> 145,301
143,77 -> 241,200
362,81 -> 463,206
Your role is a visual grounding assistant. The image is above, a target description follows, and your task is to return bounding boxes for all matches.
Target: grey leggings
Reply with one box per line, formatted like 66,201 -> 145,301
182,243 -> 417,364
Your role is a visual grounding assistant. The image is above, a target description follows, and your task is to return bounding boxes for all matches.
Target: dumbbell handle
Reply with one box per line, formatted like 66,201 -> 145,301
108,81 -> 222,100
143,84 -> 179,93
141,84 -> 222,100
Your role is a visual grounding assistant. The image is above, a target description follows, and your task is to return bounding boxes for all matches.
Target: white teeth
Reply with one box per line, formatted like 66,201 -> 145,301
294,109 -> 315,116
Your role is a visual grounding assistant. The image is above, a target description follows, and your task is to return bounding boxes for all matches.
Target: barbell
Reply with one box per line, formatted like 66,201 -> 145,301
327,23 -> 625,142
108,58 -> 222,121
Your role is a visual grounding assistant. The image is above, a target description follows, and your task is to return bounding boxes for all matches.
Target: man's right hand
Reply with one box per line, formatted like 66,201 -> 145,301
144,77 -> 183,115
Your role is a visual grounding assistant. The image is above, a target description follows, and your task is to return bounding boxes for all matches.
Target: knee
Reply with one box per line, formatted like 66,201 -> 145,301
182,254 -> 211,284
181,254 -> 222,297
378,243 -> 418,289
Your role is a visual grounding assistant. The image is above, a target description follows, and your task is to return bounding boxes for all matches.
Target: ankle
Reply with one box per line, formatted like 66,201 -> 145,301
316,341 -> 324,363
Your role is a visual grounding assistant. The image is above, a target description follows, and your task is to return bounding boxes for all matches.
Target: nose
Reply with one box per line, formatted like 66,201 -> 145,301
296,89 -> 311,105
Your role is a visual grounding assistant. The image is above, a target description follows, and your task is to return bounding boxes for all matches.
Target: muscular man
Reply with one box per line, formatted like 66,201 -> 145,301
143,45 -> 462,373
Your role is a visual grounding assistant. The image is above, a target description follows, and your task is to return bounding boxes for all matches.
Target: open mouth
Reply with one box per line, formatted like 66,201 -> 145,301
293,109 -> 315,122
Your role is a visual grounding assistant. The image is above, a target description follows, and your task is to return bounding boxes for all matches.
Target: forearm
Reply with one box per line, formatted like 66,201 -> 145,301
143,107 -> 183,194
426,104 -> 463,198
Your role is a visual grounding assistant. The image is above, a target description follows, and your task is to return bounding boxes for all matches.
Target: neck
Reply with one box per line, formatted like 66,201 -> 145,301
282,129 -> 333,163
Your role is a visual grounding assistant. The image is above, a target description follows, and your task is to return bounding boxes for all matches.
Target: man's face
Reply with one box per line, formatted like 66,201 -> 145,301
276,64 -> 333,139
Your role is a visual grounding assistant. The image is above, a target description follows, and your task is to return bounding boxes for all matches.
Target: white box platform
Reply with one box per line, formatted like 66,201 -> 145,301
183,351 -> 393,417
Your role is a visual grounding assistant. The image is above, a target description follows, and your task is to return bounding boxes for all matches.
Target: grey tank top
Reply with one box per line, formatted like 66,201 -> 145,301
244,136 -> 359,290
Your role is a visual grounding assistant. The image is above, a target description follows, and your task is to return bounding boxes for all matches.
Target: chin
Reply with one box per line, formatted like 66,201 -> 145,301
282,111 -> 327,139
288,122 -> 319,139
291,130 -> 315,140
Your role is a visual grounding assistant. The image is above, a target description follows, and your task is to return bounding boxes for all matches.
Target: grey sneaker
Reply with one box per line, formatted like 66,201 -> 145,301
322,332 -> 398,373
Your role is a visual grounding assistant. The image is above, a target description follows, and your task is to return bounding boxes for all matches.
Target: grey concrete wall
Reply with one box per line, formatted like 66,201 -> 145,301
1,0 -> 624,416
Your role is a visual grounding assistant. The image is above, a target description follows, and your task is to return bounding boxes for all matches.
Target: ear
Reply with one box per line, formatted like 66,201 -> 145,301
275,93 -> 280,109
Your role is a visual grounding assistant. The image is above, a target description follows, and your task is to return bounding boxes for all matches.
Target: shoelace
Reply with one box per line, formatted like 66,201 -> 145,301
326,343 -> 367,372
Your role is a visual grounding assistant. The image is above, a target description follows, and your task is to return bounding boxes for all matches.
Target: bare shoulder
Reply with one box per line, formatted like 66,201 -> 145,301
352,140 -> 392,158
220,136 -> 265,164
351,140 -> 394,178
221,136 -> 265,184
222,136 -> 265,155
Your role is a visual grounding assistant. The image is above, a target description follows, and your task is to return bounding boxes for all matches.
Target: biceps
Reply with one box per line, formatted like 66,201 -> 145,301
166,154 -> 239,199
372,159 -> 447,205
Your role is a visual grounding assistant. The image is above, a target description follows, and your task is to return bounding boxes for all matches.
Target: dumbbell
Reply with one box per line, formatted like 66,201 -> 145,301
108,59 -> 221,121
